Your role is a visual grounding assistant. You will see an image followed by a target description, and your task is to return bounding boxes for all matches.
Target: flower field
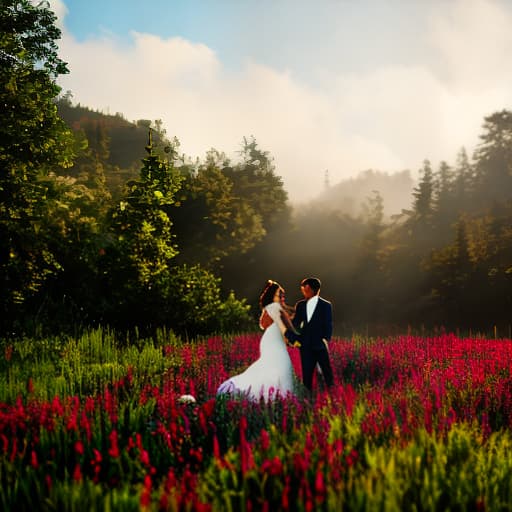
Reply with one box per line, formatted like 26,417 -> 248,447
1,329 -> 512,510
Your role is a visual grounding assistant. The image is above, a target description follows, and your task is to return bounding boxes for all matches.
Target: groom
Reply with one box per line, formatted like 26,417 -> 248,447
285,277 -> 334,392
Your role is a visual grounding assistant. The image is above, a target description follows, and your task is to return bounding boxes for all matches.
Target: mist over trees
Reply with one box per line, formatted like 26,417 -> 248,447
2,1 -> 512,339
316,169 -> 414,219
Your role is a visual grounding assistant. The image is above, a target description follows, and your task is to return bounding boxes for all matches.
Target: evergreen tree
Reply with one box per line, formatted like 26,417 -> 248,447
225,136 -> 291,232
354,190 -> 386,322
411,159 -> 435,223
108,129 -> 182,295
473,110 -> 512,206
0,0 -> 74,330
105,132 -> 252,334
425,216 -> 473,326
432,161 -> 455,243
433,161 -> 453,216
453,147 -> 475,213
360,190 -> 385,262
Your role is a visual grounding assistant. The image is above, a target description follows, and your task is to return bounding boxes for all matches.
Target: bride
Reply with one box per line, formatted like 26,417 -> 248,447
217,280 -> 297,401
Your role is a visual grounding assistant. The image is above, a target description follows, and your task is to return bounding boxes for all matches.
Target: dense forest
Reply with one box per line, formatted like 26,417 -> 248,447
2,1 -> 512,339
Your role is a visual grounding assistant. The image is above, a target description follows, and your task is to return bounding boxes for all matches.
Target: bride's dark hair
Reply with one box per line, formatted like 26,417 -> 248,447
259,280 -> 283,309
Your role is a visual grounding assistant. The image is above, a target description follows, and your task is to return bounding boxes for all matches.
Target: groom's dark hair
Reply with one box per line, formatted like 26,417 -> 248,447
301,277 -> 321,294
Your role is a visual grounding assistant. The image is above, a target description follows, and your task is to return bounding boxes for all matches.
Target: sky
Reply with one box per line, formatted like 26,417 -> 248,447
50,0 -> 512,203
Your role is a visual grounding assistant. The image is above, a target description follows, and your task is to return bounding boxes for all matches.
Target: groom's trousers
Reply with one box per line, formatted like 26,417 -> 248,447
301,348 -> 334,391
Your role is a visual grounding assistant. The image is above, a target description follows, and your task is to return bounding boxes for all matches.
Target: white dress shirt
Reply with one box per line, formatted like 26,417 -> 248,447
306,295 -> 319,322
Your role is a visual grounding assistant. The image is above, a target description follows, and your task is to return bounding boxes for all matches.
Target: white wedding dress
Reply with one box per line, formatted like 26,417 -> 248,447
217,302 -> 295,400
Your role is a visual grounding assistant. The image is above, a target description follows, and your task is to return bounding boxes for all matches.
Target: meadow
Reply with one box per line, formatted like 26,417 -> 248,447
1,328 -> 512,511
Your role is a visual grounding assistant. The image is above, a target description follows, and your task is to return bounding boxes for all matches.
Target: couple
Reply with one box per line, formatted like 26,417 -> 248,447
217,277 -> 334,400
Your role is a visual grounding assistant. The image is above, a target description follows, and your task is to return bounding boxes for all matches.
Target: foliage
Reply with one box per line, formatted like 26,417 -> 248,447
99,131 -> 181,324
410,159 -> 435,229
2,331 -> 512,509
4,0 -> 512,336
165,264 -> 252,337
170,137 -> 292,274
172,157 -> 265,267
228,136 -> 292,232
474,110 -> 512,204
0,0 -> 74,327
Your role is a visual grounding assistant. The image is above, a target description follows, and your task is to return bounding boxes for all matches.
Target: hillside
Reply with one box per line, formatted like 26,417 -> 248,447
57,99 -> 162,169
314,169 -> 415,218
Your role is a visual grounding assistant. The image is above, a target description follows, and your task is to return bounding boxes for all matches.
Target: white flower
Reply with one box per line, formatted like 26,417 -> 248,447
178,394 -> 196,404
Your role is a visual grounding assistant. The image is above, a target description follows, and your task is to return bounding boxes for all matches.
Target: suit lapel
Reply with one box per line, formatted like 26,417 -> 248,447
297,301 -> 308,328
307,297 -> 320,324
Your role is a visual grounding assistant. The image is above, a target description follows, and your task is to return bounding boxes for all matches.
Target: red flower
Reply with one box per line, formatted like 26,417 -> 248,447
108,430 -> 120,458
315,469 -> 326,499
202,398 -> 216,418
73,463 -> 82,482
74,440 -> 84,456
346,449 -> 358,467
92,448 -> 102,463
140,474 -> 152,509
281,476 -> 291,510
260,429 -> 270,451
30,450 -> 38,469
213,435 -> 220,459
1,434 -> 8,452
261,456 -> 282,476
140,449 -> 150,466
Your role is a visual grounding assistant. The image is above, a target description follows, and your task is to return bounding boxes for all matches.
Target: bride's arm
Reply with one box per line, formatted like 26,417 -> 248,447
280,308 -> 299,336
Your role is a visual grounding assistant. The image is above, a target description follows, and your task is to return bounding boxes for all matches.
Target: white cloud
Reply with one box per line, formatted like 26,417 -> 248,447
51,0 -> 512,202
48,0 -> 67,31
428,0 -> 512,91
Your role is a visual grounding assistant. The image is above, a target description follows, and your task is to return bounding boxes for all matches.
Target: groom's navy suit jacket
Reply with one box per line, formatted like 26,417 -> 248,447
289,296 -> 333,351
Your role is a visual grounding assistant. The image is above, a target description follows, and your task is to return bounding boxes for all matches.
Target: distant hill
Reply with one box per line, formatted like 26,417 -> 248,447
313,169 -> 415,218
57,100 -> 415,216
57,100 -> 162,169
56,99 -> 170,198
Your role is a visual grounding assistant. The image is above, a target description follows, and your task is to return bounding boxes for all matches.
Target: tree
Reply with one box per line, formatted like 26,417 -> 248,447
172,150 -> 266,268
225,137 -> 291,232
453,147 -> 475,213
33,117 -> 115,331
360,190 -> 385,262
101,131 -> 254,334
432,161 -> 455,244
165,264 -> 251,337
108,130 -> 182,296
353,190 -> 386,322
0,0 -> 74,330
411,159 -> 435,223
433,161 -> 453,215
473,110 -> 512,206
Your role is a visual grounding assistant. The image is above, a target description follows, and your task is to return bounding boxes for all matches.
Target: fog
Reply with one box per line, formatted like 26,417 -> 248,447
50,0 -> 512,202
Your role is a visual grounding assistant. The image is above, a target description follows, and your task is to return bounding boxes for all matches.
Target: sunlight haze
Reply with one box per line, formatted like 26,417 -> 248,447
51,0 -> 512,202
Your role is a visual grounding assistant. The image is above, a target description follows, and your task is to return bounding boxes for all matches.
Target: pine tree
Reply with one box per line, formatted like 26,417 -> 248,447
453,147 -> 475,213
411,159 -> 435,222
473,110 -> 512,206
109,129 -> 182,290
